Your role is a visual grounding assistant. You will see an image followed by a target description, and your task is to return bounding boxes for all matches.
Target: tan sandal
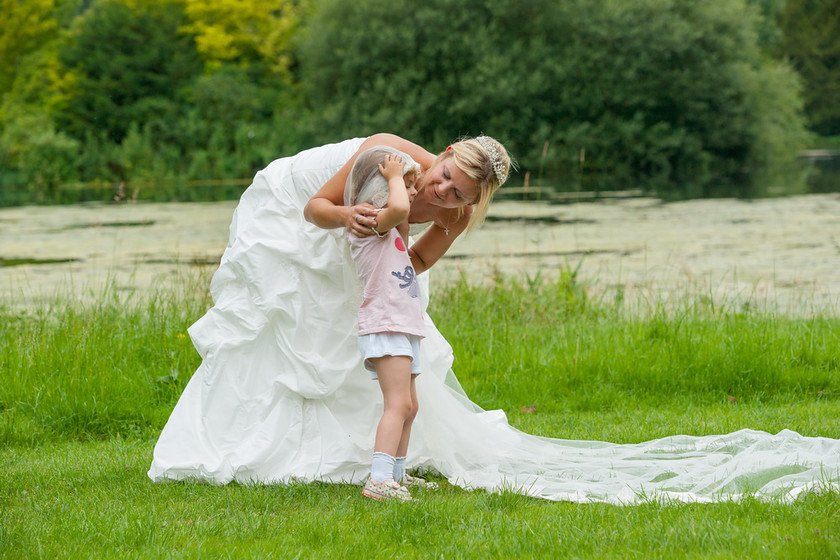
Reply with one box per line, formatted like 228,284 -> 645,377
362,478 -> 412,502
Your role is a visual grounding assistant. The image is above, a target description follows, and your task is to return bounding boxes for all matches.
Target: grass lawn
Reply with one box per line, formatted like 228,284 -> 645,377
1,273 -> 839,558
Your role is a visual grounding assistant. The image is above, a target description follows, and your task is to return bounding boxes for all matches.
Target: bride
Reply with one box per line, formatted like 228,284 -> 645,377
148,133 -> 840,504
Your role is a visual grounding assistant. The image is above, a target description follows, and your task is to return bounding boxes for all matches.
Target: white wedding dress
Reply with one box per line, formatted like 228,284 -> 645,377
148,138 -> 840,504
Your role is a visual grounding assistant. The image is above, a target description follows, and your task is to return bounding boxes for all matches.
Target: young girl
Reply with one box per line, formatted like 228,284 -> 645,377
345,146 -> 433,502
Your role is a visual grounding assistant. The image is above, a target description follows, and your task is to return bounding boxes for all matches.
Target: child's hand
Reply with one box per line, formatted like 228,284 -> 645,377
378,154 -> 404,181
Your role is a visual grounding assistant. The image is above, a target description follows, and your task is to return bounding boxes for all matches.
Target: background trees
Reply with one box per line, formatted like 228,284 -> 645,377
0,0 -> 833,204
774,0 -> 840,136
299,0 -> 808,196
57,0 -> 203,144
0,0 -> 80,201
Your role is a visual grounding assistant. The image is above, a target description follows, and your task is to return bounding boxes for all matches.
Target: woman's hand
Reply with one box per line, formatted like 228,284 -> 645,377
347,203 -> 381,237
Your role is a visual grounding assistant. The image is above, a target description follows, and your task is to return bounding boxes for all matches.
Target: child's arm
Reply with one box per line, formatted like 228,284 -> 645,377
304,134 -> 433,236
372,154 -> 410,233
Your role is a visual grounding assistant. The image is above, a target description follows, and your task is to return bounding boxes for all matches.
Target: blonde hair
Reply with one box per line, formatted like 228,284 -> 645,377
432,135 -> 512,231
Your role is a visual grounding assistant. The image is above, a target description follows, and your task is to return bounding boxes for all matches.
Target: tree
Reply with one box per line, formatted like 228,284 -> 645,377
0,0 -> 57,95
774,0 -> 840,136
297,0 -> 808,195
180,0 -> 303,73
56,0 -> 204,143
0,0 -> 90,201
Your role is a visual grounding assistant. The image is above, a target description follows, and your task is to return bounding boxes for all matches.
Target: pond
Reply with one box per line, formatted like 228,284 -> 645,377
2,193 -> 839,315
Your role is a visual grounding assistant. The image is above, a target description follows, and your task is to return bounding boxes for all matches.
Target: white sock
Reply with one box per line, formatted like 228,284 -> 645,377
394,456 -> 407,482
371,452 -> 396,483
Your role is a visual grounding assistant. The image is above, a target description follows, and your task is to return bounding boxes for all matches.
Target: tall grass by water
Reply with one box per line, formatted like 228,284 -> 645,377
1,272 -> 839,558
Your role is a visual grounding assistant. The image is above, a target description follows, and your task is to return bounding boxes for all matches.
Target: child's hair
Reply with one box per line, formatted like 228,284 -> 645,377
345,146 -> 421,208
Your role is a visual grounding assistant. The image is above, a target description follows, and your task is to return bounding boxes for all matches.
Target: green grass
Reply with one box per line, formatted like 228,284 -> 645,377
1,272 -> 839,558
2,440 -> 838,559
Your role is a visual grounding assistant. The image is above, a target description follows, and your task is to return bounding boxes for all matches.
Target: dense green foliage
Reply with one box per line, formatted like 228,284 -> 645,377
0,0 -> 304,204
300,0 -> 809,196
774,0 -> 840,136
0,0 -> 834,204
57,1 -> 202,144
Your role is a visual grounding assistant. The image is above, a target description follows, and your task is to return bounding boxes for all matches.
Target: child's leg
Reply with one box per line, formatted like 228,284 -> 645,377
372,355 -> 414,457
393,374 -> 418,482
395,374 -> 419,458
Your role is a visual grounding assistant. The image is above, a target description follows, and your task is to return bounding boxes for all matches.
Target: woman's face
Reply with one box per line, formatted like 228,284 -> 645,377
420,157 -> 478,208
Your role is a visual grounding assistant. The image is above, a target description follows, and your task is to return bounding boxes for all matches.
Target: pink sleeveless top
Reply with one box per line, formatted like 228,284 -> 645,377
347,228 -> 425,338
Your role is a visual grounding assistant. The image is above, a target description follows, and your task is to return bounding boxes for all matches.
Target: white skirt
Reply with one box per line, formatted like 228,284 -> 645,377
148,137 -> 840,503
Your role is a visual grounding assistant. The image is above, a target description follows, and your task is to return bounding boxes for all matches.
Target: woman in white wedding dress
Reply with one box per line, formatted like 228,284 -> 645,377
148,133 -> 840,504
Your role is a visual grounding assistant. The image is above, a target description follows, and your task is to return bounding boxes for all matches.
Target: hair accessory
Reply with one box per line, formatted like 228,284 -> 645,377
476,136 -> 507,185
445,146 -> 452,152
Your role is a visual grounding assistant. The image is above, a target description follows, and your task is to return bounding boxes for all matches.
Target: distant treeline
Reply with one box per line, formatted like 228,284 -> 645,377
1,0 -> 837,205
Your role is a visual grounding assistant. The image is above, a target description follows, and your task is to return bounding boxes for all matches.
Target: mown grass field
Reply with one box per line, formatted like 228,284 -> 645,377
1,272 -> 839,558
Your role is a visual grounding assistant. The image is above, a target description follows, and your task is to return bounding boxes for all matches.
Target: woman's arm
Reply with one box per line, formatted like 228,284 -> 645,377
303,133 -> 434,236
408,206 -> 473,274
301,151 -> 370,234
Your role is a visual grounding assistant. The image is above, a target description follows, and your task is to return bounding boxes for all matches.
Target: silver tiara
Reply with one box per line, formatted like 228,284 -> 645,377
476,136 -> 507,185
